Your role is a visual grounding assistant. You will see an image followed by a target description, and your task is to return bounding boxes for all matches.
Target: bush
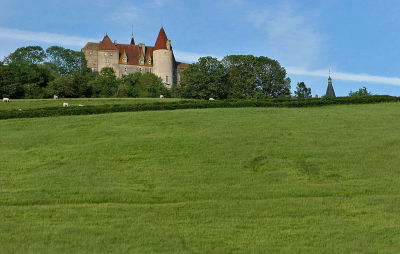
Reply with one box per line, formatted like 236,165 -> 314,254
134,73 -> 169,98
1,95 -> 399,120
349,87 -> 371,97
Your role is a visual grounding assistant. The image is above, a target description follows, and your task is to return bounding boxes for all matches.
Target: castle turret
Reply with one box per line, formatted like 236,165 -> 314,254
326,75 -> 336,97
98,34 -> 120,76
152,27 -> 174,88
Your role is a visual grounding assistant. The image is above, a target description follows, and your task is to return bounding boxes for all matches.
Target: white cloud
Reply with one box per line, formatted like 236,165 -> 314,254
247,2 -> 324,67
174,50 -> 222,63
287,66 -> 400,87
0,27 -> 97,47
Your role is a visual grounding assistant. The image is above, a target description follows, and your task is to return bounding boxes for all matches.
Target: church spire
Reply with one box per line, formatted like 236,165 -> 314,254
326,72 -> 336,97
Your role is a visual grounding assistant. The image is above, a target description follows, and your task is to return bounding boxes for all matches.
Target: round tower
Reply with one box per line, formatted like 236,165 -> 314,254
152,27 -> 174,88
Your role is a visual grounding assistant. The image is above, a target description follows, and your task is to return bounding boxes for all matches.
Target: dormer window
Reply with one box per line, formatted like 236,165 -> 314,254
122,56 -> 127,64
139,56 -> 145,65
147,57 -> 152,65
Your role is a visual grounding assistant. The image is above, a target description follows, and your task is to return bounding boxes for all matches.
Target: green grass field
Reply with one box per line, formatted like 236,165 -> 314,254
0,98 -> 184,111
1,103 -> 400,253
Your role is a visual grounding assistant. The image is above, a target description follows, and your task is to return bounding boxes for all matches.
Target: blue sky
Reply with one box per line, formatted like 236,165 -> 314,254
1,0 -> 400,96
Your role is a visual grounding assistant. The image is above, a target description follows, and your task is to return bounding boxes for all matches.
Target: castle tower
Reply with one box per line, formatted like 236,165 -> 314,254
326,75 -> 336,97
152,27 -> 174,88
97,34 -> 120,76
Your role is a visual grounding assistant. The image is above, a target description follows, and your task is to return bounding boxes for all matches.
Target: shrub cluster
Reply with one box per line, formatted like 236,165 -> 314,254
1,95 -> 398,120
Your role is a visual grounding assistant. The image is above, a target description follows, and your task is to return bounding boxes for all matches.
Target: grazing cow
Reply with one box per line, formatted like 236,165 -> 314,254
160,95 -> 164,99
3,98 -> 10,102
209,98 -> 215,101
63,102 -> 69,107
53,95 -> 59,100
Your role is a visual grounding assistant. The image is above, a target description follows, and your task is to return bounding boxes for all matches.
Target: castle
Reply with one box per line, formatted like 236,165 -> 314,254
82,27 -> 189,88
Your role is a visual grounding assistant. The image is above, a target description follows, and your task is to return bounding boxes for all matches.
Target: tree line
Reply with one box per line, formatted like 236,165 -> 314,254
0,45 -> 371,100
0,46 -> 168,99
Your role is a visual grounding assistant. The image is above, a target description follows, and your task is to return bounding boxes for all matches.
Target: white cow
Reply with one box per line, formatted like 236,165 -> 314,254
63,102 -> 69,107
209,98 -> 215,101
160,95 -> 164,99
53,95 -> 59,100
3,98 -> 10,102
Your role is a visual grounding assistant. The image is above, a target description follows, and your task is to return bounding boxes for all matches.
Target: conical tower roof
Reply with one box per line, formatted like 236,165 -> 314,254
326,76 -> 336,97
130,36 -> 135,45
154,27 -> 169,50
99,34 -> 117,50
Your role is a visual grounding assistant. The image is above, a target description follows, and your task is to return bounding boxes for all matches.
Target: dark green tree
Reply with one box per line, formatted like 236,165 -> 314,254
222,55 -> 291,99
47,74 -> 92,98
255,56 -> 291,98
4,46 -> 46,65
46,46 -> 89,75
134,73 -> 169,98
117,72 -> 142,97
294,82 -> 312,98
91,67 -> 119,97
179,57 -> 228,99
222,55 -> 256,99
349,87 -> 371,97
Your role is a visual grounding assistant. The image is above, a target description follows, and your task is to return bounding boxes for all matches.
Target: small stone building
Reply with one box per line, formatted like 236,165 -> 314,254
82,27 -> 189,88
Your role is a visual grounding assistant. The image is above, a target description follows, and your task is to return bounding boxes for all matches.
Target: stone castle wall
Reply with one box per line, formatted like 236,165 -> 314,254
152,49 -> 174,88
97,50 -> 120,76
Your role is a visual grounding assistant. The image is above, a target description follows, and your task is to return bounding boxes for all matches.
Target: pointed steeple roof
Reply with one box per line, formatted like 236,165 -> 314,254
130,36 -> 135,45
154,27 -> 169,50
326,76 -> 336,97
99,34 -> 117,50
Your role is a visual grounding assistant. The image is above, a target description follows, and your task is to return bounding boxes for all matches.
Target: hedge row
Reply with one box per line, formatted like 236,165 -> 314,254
1,95 -> 399,120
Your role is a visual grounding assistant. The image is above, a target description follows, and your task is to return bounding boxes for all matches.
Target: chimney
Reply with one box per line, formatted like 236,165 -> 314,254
114,40 -> 117,45
166,40 -> 171,50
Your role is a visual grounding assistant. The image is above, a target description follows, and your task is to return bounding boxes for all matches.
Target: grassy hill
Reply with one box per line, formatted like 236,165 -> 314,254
1,103 -> 400,253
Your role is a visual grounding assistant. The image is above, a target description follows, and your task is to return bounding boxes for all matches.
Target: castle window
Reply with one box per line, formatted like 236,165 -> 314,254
124,67 -> 127,73
104,52 -> 108,56
166,76 -> 169,84
147,57 -> 152,65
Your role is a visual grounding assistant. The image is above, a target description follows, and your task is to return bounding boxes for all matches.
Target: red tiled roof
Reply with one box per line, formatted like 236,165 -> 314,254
116,44 -> 154,66
82,42 -> 99,50
99,35 -> 118,50
154,27 -> 168,50
176,62 -> 189,69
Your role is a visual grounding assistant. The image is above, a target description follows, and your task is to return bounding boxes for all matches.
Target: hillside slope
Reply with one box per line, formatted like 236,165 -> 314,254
1,104 -> 400,253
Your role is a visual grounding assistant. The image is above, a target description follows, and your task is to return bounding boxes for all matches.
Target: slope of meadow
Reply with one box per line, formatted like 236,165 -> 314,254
1,104 -> 400,253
